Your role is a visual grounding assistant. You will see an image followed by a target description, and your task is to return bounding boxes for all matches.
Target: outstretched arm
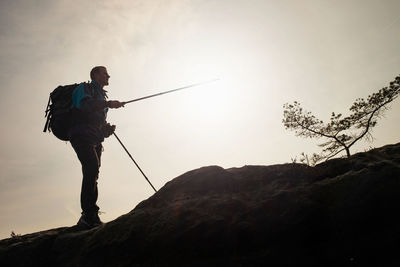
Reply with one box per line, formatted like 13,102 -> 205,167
72,83 -> 124,112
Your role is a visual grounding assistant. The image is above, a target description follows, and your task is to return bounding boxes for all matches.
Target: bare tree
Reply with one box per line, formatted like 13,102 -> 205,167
283,75 -> 400,161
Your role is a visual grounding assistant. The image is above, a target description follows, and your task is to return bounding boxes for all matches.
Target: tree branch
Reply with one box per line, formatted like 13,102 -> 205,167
347,97 -> 394,148
294,121 -> 334,139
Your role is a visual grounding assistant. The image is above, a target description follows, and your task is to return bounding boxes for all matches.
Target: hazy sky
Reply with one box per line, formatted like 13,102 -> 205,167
0,0 -> 399,238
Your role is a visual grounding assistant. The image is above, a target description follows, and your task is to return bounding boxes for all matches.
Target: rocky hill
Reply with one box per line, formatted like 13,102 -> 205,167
1,142 -> 400,266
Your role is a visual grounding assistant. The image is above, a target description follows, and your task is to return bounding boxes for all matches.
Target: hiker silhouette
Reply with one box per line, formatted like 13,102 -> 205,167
69,66 -> 124,229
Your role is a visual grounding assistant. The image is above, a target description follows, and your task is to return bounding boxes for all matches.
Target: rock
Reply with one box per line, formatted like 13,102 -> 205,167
1,143 -> 400,266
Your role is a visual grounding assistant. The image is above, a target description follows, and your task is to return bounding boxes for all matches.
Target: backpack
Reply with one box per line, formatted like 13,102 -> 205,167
43,83 -> 81,141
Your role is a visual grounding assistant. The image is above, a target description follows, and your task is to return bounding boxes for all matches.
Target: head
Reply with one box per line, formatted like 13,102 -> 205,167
90,66 -> 110,87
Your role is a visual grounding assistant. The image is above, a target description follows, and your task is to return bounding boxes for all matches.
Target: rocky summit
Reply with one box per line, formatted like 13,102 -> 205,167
1,143 -> 400,266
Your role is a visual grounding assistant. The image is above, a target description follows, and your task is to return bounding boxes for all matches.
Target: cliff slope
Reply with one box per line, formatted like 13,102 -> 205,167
1,143 -> 400,266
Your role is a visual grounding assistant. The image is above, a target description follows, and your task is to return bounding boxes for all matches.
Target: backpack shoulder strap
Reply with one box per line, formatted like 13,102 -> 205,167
84,82 -> 95,96
43,96 -> 52,132
86,82 -> 108,99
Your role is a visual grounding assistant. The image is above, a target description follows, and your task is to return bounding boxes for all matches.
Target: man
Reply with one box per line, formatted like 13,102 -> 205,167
69,66 -> 124,229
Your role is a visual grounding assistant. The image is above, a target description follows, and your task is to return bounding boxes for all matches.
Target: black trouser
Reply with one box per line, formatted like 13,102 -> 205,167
71,140 -> 103,215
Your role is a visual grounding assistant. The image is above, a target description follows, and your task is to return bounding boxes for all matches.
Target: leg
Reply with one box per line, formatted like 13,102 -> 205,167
71,141 -> 101,216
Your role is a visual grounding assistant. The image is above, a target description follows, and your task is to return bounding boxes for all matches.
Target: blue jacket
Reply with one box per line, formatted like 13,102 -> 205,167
69,81 -> 109,144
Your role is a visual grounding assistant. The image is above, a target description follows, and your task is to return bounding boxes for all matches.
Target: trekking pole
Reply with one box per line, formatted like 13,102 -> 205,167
113,132 -> 157,193
122,78 -> 219,105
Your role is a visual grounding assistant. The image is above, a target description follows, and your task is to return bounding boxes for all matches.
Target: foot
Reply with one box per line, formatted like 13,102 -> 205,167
77,212 -> 103,229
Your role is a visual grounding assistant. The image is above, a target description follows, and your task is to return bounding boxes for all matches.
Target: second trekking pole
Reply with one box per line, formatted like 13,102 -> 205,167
113,132 -> 157,193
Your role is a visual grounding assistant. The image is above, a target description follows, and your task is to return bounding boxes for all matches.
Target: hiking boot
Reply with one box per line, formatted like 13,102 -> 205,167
77,212 -> 103,229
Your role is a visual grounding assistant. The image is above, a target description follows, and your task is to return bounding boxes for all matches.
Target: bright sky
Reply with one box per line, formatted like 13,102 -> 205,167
0,0 -> 399,239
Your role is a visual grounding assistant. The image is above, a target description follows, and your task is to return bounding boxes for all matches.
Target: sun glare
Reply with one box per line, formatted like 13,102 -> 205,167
175,75 -> 243,128
170,46 -> 249,124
